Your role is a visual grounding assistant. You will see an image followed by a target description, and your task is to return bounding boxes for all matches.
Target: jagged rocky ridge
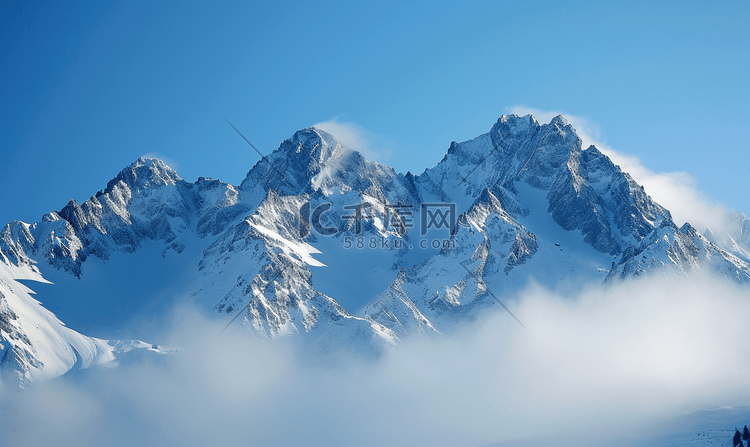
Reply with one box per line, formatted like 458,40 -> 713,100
2,114 -> 749,387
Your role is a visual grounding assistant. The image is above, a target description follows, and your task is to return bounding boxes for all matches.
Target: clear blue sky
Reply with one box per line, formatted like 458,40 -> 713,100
1,0 -> 748,227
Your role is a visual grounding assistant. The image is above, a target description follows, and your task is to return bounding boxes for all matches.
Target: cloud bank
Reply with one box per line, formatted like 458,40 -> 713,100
509,106 -> 734,235
2,272 -> 749,447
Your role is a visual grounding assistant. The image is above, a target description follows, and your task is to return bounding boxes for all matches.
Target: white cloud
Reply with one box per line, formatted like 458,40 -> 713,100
2,273 -> 750,446
509,106 -> 731,234
313,119 -> 393,164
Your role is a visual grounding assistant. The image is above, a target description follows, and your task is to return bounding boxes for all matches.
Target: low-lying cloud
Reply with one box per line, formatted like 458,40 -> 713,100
509,106 -> 736,235
2,272 -> 750,446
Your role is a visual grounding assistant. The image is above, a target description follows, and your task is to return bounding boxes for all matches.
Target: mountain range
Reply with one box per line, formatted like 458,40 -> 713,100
2,114 -> 749,388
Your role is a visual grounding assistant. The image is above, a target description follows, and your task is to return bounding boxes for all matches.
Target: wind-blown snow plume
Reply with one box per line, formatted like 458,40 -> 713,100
313,119 -> 393,164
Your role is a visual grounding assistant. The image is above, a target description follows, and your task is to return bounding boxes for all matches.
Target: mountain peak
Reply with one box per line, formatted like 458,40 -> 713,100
295,126 -> 335,145
492,113 -> 538,137
288,127 -> 353,165
103,157 -> 182,193
129,156 -> 173,169
550,114 -> 569,127
240,126 -> 371,193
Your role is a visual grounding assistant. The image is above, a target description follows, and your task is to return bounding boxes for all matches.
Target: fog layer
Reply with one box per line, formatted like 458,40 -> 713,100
2,272 -> 749,447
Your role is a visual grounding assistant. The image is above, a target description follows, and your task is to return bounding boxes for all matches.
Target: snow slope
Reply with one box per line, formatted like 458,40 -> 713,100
1,262 -> 121,387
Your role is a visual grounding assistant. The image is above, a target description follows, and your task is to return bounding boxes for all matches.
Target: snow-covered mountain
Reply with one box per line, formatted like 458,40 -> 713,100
2,114 -> 749,387
0,261 -> 171,388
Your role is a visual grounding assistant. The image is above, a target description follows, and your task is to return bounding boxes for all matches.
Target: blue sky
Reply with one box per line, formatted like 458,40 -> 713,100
1,0 -> 748,228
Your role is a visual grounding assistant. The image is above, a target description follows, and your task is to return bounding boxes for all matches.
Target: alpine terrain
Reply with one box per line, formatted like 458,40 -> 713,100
2,114 -> 749,388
